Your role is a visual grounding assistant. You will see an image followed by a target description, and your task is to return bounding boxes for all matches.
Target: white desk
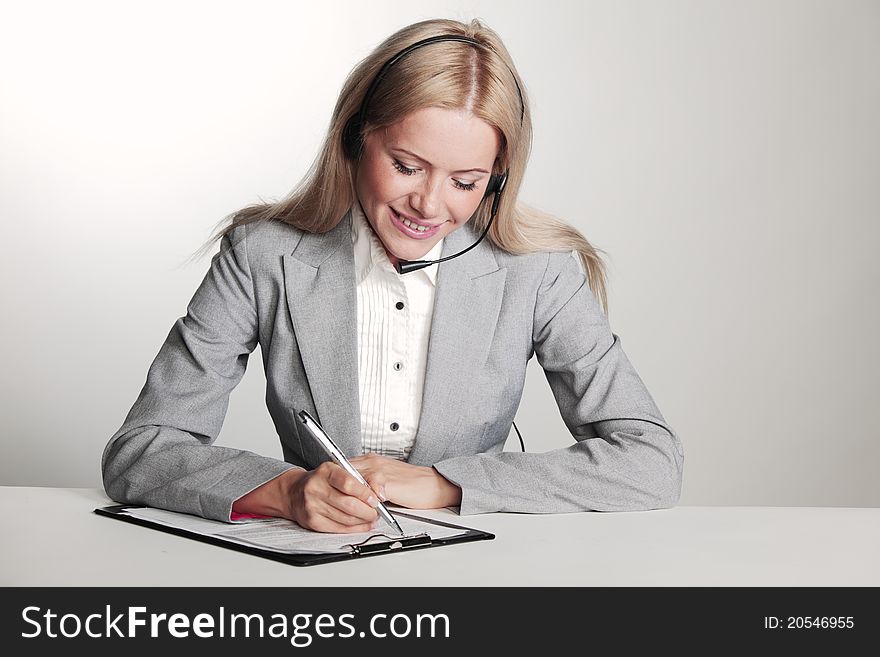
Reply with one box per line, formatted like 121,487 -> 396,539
3,487 -> 878,586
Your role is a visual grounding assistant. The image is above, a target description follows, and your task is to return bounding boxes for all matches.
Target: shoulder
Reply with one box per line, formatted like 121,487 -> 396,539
488,242 -> 593,321
226,218 -> 307,255
215,219 -> 312,273
491,243 -> 584,287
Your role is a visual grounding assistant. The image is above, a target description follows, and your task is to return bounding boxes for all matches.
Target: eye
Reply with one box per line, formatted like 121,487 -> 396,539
392,159 -> 418,176
453,179 -> 478,192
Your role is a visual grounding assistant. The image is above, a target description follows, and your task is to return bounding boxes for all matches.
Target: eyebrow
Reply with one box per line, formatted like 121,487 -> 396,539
391,148 -> 490,175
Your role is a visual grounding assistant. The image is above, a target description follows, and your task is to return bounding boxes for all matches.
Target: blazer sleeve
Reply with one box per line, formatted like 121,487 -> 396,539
101,224 -> 298,521
433,250 -> 685,515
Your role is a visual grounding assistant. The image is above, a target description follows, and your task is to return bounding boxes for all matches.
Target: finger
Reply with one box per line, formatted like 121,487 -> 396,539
314,495 -> 379,526
326,466 -> 379,506
296,482 -> 377,531
295,466 -> 374,526
321,519 -> 377,534
360,470 -> 389,502
323,489 -> 379,524
350,453 -> 385,475
305,513 -> 377,534
313,462 -> 371,501
344,456 -> 391,503
303,466 -> 378,521
350,453 -> 381,465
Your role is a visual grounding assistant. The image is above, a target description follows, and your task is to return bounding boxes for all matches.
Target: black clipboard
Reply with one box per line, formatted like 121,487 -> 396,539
94,505 -> 494,567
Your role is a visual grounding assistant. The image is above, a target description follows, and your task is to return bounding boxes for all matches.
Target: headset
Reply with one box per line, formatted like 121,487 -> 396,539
342,34 -> 525,274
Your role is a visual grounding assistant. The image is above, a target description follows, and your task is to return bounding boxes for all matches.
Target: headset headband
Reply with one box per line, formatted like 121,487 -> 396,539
343,34 -> 525,161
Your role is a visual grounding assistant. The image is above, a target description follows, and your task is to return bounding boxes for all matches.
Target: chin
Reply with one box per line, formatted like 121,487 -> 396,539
396,244 -> 435,263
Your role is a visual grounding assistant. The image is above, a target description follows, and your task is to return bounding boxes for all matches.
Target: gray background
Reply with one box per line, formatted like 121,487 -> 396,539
1,0 -> 877,507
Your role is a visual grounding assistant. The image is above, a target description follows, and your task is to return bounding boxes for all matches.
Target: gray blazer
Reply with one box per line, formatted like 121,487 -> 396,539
102,211 -> 684,521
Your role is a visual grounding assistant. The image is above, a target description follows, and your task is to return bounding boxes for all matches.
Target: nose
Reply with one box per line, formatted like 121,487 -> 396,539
409,175 -> 443,220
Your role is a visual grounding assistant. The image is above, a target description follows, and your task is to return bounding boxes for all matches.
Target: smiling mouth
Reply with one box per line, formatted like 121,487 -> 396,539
390,208 -> 443,238
393,209 -> 441,231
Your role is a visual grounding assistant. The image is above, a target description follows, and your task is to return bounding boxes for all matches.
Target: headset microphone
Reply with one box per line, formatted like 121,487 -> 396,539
394,170 -> 507,274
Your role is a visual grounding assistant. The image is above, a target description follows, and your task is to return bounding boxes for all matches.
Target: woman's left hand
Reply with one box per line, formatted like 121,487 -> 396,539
349,454 -> 462,510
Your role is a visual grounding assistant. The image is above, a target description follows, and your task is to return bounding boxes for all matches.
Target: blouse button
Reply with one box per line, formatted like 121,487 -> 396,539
395,301 -> 405,310
393,362 -> 403,371
390,422 -> 399,431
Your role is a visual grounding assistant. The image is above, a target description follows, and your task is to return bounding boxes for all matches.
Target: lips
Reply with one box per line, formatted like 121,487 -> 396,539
390,208 -> 442,239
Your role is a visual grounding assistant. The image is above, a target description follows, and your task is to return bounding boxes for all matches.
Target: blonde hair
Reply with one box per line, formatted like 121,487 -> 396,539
191,18 -> 608,313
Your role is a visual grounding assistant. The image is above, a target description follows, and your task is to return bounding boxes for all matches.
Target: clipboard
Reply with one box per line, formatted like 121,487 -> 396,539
94,504 -> 494,567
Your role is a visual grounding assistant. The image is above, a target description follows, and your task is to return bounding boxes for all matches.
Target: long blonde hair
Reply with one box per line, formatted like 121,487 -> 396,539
191,18 -> 608,313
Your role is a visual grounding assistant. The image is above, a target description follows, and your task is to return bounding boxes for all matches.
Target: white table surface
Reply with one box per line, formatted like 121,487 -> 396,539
3,487 -> 878,586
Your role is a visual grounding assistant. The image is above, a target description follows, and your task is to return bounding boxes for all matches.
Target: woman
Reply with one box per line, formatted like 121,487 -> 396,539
102,18 -> 684,534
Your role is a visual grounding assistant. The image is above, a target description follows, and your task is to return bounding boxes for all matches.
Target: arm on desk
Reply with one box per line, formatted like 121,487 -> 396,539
433,251 -> 684,515
101,226 -> 296,522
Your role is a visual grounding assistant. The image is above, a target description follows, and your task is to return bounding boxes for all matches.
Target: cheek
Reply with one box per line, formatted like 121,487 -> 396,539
452,193 -> 484,221
364,164 -> 408,204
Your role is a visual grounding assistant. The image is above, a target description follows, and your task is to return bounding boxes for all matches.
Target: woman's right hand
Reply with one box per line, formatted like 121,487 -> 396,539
285,463 -> 382,533
276,465 -> 381,533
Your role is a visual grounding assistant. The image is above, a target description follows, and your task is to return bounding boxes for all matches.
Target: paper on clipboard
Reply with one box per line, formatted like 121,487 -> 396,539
121,507 -> 467,555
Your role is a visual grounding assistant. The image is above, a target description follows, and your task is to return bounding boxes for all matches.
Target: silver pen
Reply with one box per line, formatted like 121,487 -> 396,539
297,410 -> 405,536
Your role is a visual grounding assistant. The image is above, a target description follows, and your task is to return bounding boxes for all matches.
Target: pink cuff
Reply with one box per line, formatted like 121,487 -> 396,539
230,511 -> 273,521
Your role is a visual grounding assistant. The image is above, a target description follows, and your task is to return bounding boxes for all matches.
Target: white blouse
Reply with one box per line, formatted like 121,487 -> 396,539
350,201 -> 444,460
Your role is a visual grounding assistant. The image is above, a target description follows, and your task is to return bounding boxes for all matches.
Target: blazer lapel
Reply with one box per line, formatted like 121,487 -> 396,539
407,225 -> 507,466
282,211 -> 363,458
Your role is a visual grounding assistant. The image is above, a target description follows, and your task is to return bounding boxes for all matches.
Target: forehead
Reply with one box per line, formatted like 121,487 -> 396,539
379,107 -> 500,170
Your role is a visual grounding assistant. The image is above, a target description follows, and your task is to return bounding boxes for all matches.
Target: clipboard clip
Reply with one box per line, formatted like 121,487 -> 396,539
344,532 -> 431,556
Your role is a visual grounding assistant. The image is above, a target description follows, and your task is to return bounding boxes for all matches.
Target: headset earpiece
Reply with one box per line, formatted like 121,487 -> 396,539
489,170 -> 508,218
483,174 -> 500,198
484,171 -> 508,199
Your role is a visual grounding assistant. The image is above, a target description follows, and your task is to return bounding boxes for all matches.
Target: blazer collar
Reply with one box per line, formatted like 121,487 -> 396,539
282,211 -> 361,459
286,210 -> 353,269
436,218 -> 502,280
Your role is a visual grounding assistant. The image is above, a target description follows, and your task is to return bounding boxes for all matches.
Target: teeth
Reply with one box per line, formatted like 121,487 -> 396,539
400,216 -> 430,232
